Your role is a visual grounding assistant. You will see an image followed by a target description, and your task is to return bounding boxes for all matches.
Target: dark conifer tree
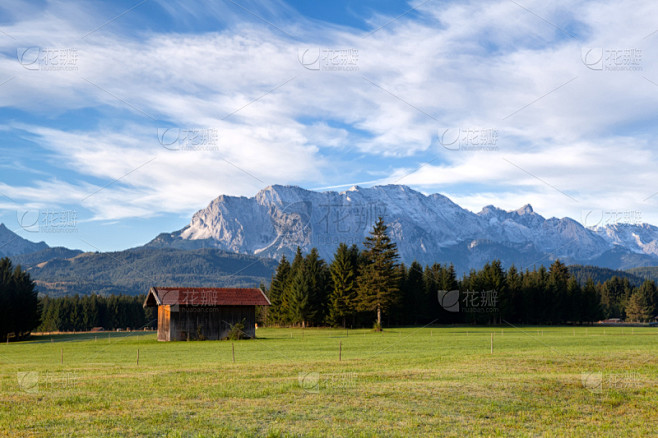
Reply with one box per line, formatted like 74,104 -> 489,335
356,218 -> 401,330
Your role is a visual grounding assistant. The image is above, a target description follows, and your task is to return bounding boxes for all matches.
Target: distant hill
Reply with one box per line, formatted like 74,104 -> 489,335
11,247 -> 83,267
568,265 -> 645,286
625,266 -> 658,284
18,247 -> 277,297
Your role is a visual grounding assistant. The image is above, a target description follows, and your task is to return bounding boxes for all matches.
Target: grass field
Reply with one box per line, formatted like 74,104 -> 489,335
1,326 -> 657,437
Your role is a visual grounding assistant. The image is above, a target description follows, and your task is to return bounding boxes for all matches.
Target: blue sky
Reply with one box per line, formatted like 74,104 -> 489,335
0,0 -> 657,251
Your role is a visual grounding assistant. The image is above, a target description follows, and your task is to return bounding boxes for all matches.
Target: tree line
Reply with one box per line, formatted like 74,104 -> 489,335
264,219 -> 658,327
1,256 -> 156,340
37,294 -> 155,332
3,216 -> 658,341
0,258 -> 40,341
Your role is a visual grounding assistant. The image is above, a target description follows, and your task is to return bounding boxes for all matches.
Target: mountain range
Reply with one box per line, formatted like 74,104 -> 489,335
144,184 -> 658,271
3,184 -> 658,296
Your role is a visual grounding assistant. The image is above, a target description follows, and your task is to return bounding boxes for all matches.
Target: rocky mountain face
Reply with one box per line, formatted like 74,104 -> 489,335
0,223 -> 49,258
4,184 -> 658,295
144,184 -> 658,272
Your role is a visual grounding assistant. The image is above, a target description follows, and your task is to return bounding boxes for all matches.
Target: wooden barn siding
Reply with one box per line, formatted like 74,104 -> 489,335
167,306 -> 256,341
157,305 -> 171,342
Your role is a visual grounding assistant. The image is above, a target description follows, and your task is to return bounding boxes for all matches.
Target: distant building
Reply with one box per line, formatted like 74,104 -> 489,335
143,287 -> 270,341
599,318 -> 623,324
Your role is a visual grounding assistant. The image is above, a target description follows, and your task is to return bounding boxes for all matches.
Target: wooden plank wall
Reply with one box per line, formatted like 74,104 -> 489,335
166,306 -> 256,341
157,305 -> 171,342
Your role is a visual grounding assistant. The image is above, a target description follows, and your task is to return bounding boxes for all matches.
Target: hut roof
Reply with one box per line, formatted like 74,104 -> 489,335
144,287 -> 270,308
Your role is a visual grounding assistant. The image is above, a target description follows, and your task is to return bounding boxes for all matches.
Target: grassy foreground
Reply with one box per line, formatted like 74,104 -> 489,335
1,326 -> 657,437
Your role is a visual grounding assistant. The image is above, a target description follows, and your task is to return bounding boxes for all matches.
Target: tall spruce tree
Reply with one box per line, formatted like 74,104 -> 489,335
267,255 -> 291,325
501,265 -> 521,323
356,218 -> 400,330
626,280 -> 656,322
304,248 -> 330,325
548,260 -> 569,324
280,247 -> 305,324
287,264 -> 315,328
405,261 -> 426,324
327,243 -> 358,327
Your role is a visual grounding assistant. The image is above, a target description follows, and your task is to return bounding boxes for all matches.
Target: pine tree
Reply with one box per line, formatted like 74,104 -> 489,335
626,280 -> 656,322
548,260 -> 569,324
287,265 -> 315,328
565,277 -> 581,323
405,261 -> 426,324
304,248 -> 330,325
481,260 -> 506,324
626,291 -> 651,322
327,243 -> 358,328
355,218 -> 401,330
600,276 -> 626,318
434,263 -> 460,324
266,255 -> 291,325
391,263 -> 408,325
582,279 -> 602,324
280,247 -> 304,324
637,280 -> 657,318
501,265 -> 521,323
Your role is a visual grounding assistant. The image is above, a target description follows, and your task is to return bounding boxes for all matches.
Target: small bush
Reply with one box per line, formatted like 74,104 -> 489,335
373,321 -> 382,332
227,319 -> 246,340
196,325 -> 206,341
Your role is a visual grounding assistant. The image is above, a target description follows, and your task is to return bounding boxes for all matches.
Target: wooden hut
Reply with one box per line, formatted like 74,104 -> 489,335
143,287 -> 270,341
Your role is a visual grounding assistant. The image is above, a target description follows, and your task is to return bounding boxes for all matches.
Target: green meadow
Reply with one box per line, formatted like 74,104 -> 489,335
1,326 -> 657,437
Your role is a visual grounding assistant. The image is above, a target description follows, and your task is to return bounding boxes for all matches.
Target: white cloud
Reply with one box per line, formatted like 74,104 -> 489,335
0,0 -> 656,230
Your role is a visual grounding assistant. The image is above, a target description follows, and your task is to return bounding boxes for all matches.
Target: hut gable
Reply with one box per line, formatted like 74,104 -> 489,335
145,287 -> 270,307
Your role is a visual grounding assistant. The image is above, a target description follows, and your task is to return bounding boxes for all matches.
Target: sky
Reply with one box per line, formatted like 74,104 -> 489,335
0,0 -> 657,252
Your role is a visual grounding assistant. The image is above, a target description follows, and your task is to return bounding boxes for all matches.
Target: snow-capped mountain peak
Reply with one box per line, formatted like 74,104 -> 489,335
144,184 -> 658,272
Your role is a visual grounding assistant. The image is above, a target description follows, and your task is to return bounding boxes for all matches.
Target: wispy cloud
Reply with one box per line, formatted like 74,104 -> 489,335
0,0 -> 656,234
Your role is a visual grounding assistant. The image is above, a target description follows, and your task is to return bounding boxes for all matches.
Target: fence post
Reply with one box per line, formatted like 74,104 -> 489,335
232,343 -> 235,363
490,333 -> 493,354
339,341 -> 342,361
